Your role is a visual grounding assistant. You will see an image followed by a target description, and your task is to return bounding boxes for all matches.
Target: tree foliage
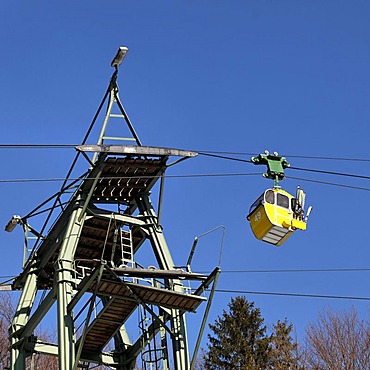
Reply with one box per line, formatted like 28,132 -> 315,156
302,307 -> 370,370
0,293 -> 13,368
203,296 -> 299,370
269,319 -> 301,370
0,292 -> 110,369
0,292 -> 58,370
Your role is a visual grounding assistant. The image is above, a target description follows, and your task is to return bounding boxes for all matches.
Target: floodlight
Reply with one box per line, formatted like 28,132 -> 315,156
5,215 -> 22,232
111,46 -> 129,68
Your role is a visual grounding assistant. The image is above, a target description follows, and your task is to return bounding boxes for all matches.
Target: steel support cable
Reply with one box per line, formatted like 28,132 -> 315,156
0,172 -> 261,184
2,145 -> 370,181
3,267 -> 370,285
1,144 -> 370,163
0,276 -> 17,285
283,154 -> 370,162
24,82 -> 111,266
199,152 -> 370,181
198,151 -> 370,169
1,174 -> 370,194
220,268 -> 370,273
214,289 -> 370,301
1,145 -> 370,164
24,173 -> 88,219
287,176 -> 370,192
0,144 -> 79,148
198,150 -> 370,163
1,172 -> 370,195
289,166 -> 370,181
26,201 -> 71,220
198,151 -> 252,163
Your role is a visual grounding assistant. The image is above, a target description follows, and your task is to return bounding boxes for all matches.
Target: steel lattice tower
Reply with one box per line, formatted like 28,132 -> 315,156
7,47 -> 219,370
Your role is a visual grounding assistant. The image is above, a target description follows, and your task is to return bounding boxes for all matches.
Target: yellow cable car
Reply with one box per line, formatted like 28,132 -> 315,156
247,187 -> 310,246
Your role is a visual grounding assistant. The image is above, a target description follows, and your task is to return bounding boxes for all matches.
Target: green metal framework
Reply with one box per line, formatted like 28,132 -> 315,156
251,151 -> 290,187
7,50 -> 219,370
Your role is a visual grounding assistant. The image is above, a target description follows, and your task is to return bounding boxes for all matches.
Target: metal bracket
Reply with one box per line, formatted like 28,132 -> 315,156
251,150 -> 290,187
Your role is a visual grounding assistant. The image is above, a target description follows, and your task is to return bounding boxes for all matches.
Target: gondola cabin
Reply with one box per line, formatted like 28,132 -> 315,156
247,187 -> 309,246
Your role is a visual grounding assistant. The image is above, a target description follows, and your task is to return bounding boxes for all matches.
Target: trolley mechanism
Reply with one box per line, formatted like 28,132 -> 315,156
247,151 -> 312,246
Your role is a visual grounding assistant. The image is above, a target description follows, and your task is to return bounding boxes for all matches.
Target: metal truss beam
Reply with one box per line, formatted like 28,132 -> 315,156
56,194 -> 87,370
18,287 -> 56,338
136,193 -> 190,370
76,144 -> 198,158
24,339 -> 122,368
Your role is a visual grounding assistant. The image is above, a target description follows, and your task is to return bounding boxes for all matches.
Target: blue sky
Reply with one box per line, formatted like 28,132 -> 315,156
1,0 -> 370,355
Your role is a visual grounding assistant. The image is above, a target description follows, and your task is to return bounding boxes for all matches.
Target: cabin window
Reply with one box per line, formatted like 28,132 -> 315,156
249,193 -> 264,215
277,193 -> 290,209
265,190 -> 274,204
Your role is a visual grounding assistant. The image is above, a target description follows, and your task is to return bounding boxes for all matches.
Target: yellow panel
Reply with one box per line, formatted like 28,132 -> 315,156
266,189 -> 304,230
249,205 -> 274,240
291,218 -> 306,230
276,207 -> 292,227
249,188 -> 307,245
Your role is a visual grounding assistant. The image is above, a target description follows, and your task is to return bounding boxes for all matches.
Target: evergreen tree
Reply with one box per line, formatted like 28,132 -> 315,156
204,296 -> 271,369
269,319 -> 300,370
203,297 -> 300,370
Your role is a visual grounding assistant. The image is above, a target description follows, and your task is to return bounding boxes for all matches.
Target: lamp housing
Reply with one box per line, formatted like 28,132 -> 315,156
111,46 -> 129,68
